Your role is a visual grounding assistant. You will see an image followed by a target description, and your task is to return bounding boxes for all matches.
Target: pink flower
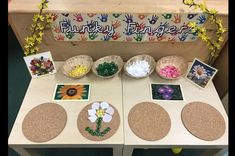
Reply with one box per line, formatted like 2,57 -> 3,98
159,65 -> 181,78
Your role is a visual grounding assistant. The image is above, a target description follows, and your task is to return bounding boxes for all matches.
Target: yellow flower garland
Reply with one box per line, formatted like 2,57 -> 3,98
23,0 -> 52,56
183,0 -> 227,65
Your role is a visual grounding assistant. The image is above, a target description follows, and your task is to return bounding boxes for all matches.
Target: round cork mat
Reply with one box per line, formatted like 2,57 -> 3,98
128,102 -> 171,141
181,102 -> 226,141
22,103 -> 67,143
77,102 -> 120,141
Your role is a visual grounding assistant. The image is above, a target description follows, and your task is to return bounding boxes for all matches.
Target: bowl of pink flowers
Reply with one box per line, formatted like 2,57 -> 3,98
156,56 -> 188,80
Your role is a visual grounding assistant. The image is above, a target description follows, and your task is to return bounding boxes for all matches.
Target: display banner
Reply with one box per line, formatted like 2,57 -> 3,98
51,13 -> 207,42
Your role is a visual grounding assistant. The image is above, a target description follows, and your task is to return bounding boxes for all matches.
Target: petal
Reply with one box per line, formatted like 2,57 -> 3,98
106,106 -> 114,115
92,102 -> 100,110
88,115 -> 97,123
88,109 -> 96,116
103,113 -> 112,123
100,101 -> 109,109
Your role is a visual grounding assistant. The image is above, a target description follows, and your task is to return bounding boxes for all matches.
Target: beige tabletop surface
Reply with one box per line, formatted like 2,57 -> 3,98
8,61 -> 124,147
122,70 -> 228,147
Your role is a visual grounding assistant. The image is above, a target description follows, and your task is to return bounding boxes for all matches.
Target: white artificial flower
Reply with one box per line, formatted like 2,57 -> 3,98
88,102 -> 114,123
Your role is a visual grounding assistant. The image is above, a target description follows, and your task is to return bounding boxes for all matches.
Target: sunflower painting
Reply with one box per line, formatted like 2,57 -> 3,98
53,84 -> 90,101
186,58 -> 218,88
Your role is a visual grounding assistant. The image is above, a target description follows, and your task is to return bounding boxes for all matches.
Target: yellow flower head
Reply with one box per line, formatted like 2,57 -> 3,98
209,9 -> 218,14
188,22 -> 196,28
200,27 -> 206,33
199,1 -> 207,12
38,31 -> 44,37
184,0 -> 194,5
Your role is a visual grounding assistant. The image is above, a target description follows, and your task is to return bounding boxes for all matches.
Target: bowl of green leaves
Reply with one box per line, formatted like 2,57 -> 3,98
92,55 -> 124,78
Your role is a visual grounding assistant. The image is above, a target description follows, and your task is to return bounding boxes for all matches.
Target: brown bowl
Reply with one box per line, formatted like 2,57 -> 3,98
156,55 -> 188,80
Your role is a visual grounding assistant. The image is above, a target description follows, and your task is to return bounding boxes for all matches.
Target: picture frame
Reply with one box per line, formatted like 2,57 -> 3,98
185,58 -> 218,89
52,83 -> 91,101
23,51 -> 57,78
150,83 -> 184,101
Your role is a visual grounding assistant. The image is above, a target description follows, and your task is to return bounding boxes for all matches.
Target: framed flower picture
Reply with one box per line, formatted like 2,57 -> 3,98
150,83 -> 184,101
23,51 -> 56,78
53,83 -> 91,101
185,58 -> 218,88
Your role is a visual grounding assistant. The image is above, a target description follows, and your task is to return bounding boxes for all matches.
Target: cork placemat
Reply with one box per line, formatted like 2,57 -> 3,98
181,102 -> 226,141
22,103 -> 67,143
128,102 -> 171,141
77,102 -> 120,141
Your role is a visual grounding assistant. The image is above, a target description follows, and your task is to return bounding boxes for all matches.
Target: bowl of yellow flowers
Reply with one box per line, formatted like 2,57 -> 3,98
61,55 -> 93,78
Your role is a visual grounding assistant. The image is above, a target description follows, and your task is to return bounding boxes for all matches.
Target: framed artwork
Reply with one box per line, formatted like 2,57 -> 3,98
53,83 -> 91,101
23,51 -> 56,78
185,58 -> 218,88
150,83 -> 184,101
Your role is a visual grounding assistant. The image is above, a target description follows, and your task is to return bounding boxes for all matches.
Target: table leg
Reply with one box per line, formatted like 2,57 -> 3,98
214,147 -> 228,156
11,146 -> 41,156
113,146 -> 123,156
123,146 -> 133,156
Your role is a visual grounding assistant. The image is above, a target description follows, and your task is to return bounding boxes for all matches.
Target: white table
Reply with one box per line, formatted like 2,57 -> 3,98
8,62 -> 124,156
122,71 -> 228,156
8,61 -> 228,156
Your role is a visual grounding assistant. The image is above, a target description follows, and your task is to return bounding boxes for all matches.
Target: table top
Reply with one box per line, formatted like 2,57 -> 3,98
122,71 -> 228,147
8,61 -> 228,148
8,0 -> 228,14
8,62 -> 124,147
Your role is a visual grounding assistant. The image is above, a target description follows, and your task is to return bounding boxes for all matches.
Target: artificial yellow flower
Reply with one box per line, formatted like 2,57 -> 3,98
46,14 -> 51,18
218,37 -> 223,42
199,1 -> 207,12
31,24 -> 36,29
209,46 -> 214,51
38,3 -> 43,9
184,0 -> 194,5
209,9 -> 218,15
45,14 -> 52,23
213,42 -> 221,49
38,31 -> 44,37
209,15 -> 216,23
218,27 -> 226,33
39,15 -> 44,21
32,16 -> 38,22
216,19 -> 222,27
210,52 -> 215,57
43,3 -> 48,9
30,49 -> 35,53
28,41 -> 34,46
32,34 -> 37,39
24,51 -> 29,56
194,4 -> 199,10
199,33 -> 208,42
36,23 -> 44,30
34,47 -> 39,52
24,45 -> 30,49
200,27 -> 206,33
188,22 -> 196,28
36,37 -> 42,43
25,37 -> 31,42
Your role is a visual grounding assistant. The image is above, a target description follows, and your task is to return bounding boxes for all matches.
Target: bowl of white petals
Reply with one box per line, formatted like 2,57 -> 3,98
124,54 -> 156,78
